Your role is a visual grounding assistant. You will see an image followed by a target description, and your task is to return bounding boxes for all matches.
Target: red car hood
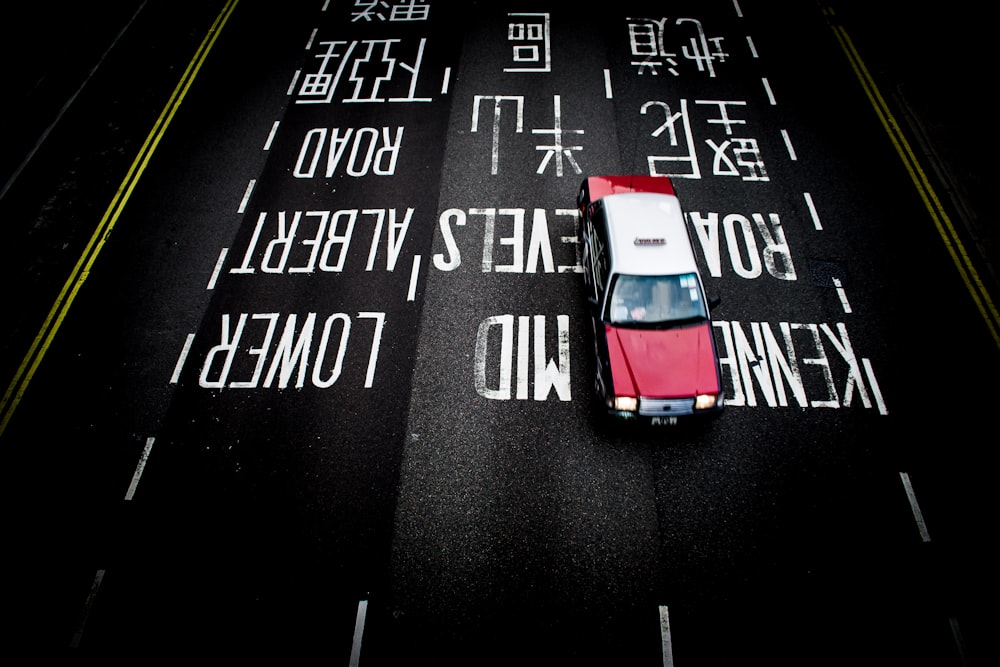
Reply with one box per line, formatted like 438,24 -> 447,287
606,322 -> 719,397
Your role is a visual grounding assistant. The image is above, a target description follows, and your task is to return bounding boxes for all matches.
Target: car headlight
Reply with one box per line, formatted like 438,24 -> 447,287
694,394 -> 719,410
613,396 -> 638,412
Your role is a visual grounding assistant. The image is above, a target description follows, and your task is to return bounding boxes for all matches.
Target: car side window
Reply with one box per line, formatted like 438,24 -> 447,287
591,206 -> 610,303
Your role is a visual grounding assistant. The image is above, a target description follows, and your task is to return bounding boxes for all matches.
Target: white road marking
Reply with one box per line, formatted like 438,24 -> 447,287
70,569 -> 106,649
781,129 -> 797,160
349,600 -> 368,667
862,358 -> 888,415
171,333 -> 196,384
832,277 -> 852,313
604,69 -> 613,99
762,77 -> 776,105
803,192 -> 823,230
441,67 -> 451,94
899,472 -> 930,542
659,605 -> 675,667
125,437 -> 156,501
407,254 -> 421,301
238,179 -> 256,213
208,248 -> 228,290
746,35 -> 758,58
263,121 -> 280,150
287,70 -> 301,96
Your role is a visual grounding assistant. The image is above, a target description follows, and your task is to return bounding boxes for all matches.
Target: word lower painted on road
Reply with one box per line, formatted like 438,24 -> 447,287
196,312 -> 385,390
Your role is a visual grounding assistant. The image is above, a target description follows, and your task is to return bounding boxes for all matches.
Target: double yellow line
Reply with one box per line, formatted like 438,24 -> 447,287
0,0 -> 241,437
823,5 -> 1000,351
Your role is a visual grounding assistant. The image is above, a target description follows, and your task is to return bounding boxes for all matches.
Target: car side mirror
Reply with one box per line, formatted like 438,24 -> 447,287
708,296 -> 721,310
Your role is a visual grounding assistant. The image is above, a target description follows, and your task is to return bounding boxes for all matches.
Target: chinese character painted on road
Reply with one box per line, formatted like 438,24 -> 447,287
296,38 -> 431,104
505,12 -> 551,72
627,17 -> 728,77
532,95 -> 583,176
351,0 -> 430,22
642,99 -> 768,181
471,95 -> 584,176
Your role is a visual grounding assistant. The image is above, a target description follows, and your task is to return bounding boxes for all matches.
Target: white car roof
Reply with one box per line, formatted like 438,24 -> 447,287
603,192 -> 699,276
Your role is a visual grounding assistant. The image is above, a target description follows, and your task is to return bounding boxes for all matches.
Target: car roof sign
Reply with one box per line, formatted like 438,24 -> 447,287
603,193 -> 698,276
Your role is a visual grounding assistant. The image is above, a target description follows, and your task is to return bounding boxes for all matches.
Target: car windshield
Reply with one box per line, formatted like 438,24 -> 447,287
606,272 -> 708,326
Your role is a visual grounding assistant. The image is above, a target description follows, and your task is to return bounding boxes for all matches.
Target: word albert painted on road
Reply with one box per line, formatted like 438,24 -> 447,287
228,208 -> 413,274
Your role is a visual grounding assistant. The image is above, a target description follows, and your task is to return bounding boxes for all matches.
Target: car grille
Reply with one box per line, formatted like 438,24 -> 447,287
639,397 -> 695,417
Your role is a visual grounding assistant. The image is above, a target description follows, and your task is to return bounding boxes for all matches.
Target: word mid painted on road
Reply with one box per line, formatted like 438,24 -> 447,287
475,314 -> 571,401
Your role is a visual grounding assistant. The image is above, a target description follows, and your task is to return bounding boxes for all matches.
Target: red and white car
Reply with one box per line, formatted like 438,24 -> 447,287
577,175 -> 724,425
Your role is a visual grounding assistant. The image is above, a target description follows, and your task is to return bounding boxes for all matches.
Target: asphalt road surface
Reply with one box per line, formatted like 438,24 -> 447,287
1,1 -> 995,664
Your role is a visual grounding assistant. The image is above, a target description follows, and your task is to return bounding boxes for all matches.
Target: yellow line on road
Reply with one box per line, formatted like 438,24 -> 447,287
0,0 -> 241,438
822,5 -> 1000,351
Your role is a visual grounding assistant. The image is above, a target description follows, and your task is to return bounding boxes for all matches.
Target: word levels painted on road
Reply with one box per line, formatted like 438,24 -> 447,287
433,207 -> 581,274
